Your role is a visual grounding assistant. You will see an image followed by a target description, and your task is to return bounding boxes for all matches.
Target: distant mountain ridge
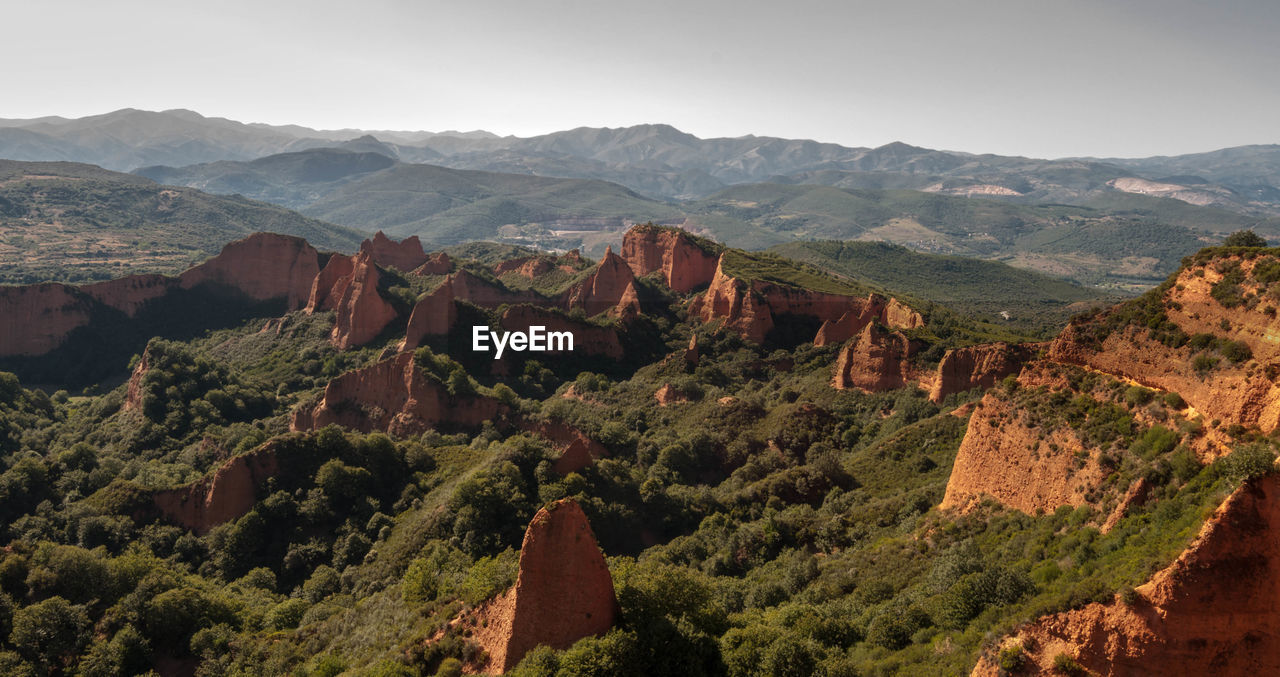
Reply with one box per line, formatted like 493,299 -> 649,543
3,109 -> 1278,212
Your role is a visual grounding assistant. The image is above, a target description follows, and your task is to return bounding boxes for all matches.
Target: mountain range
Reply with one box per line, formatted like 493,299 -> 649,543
4,109 -> 1280,291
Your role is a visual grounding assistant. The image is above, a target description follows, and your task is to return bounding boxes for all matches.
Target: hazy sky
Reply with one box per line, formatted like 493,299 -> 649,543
3,0 -> 1277,158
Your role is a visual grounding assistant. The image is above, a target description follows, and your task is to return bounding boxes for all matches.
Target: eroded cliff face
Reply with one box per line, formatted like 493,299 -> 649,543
526,421 -> 609,475
929,342 -> 1038,403
499,305 -> 623,359
0,233 -> 321,358
414,252 -> 453,276
152,445 -> 280,535
446,269 -> 546,309
82,274 -> 177,317
178,232 -> 319,310
562,247 -> 639,317
972,474 -> 1280,677
305,254 -> 356,313
813,294 -> 926,347
621,223 -> 720,293
359,231 -> 428,272
402,279 -> 458,352
493,256 -> 554,279
940,392 -> 1106,514
317,252 -> 398,350
832,323 -> 920,392
0,284 -> 95,357
1051,255 -> 1280,438
466,499 -> 618,674
290,352 -> 501,436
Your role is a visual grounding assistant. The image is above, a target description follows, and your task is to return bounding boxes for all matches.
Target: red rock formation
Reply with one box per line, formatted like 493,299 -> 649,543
928,342 -> 1037,403
0,233 -> 322,358
82,274 -> 177,317
446,269 -> 545,309
498,305 -> 623,359
832,323 -> 919,392
493,255 -> 553,279
562,247 -> 638,316
972,474 -> 1280,676
414,252 -> 454,276
940,392 -> 1106,514
327,252 -> 398,349
360,230 -> 428,272
152,446 -> 279,535
655,383 -> 689,406
0,283 -> 94,357
1101,478 -> 1151,534
305,254 -> 356,312
290,352 -> 501,435
614,281 -> 642,320
683,334 -> 699,368
469,499 -> 618,673
690,258 -> 775,343
1049,255 -> 1280,437
124,347 -> 151,411
527,421 -> 609,475
178,232 -> 319,310
621,223 -> 720,293
402,280 -> 458,352
884,297 -> 925,330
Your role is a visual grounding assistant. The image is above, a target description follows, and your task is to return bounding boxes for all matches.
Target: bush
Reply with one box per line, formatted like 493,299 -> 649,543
1052,652 -> 1085,675
997,643 -> 1026,671
1219,443 -> 1277,482
1223,230 -> 1267,248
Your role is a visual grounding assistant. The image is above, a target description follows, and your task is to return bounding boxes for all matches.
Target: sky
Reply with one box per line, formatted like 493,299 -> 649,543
2,0 -> 1277,158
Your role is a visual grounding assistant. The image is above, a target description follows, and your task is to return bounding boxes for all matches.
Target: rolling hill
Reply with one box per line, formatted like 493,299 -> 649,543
0,160 -> 366,283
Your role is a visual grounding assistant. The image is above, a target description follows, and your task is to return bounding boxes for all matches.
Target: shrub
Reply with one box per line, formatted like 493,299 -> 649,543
997,643 -> 1026,671
1192,354 -> 1218,374
1052,652 -> 1085,675
1223,230 -> 1267,248
1219,443 -> 1277,482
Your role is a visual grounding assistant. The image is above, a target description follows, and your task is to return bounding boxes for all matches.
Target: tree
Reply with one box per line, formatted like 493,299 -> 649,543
9,596 -> 90,665
1223,230 -> 1268,248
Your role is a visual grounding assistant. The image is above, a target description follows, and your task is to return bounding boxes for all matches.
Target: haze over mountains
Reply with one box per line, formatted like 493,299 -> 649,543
5,108 -> 1280,290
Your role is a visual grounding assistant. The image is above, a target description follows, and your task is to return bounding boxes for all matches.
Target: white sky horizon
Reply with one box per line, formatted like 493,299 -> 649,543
3,0 -> 1277,159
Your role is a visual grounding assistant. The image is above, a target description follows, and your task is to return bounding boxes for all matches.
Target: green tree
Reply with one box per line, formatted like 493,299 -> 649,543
1223,230 -> 1268,248
9,596 -> 90,666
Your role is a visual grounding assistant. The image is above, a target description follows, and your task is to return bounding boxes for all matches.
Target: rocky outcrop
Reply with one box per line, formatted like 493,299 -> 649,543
498,305 -> 623,359
414,252 -> 453,276
310,252 -> 398,349
0,233 -> 324,358
359,230 -> 428,272
290,352 -> 501,436
928,342 -> 1038,403
468,499 -> 618,673
1101,478 -> 1152,534
1050,255 -> 1280,436
562,247 -> 638,317
940,392 -> 1106,514
683,334 -> 699,368
446,269 -> 546,309
692,256 -> 921,345
124,347 -> 152,410
305,254 -> 356,312
813,293 -> 925,347
655,383 -> 690,406
0,283 -> 95,357
689,258 -> 776,343
621,223 -> 720,293
973,473 -> 1280,676
152,446 -> 279,535
178,232 -> 319,310
832,323 -> 919,392
493,255 -> 554,279
527,421 -> 609,475
614,281 -> 642,320
402,280 -> 458,352
82,274 -> 177,317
